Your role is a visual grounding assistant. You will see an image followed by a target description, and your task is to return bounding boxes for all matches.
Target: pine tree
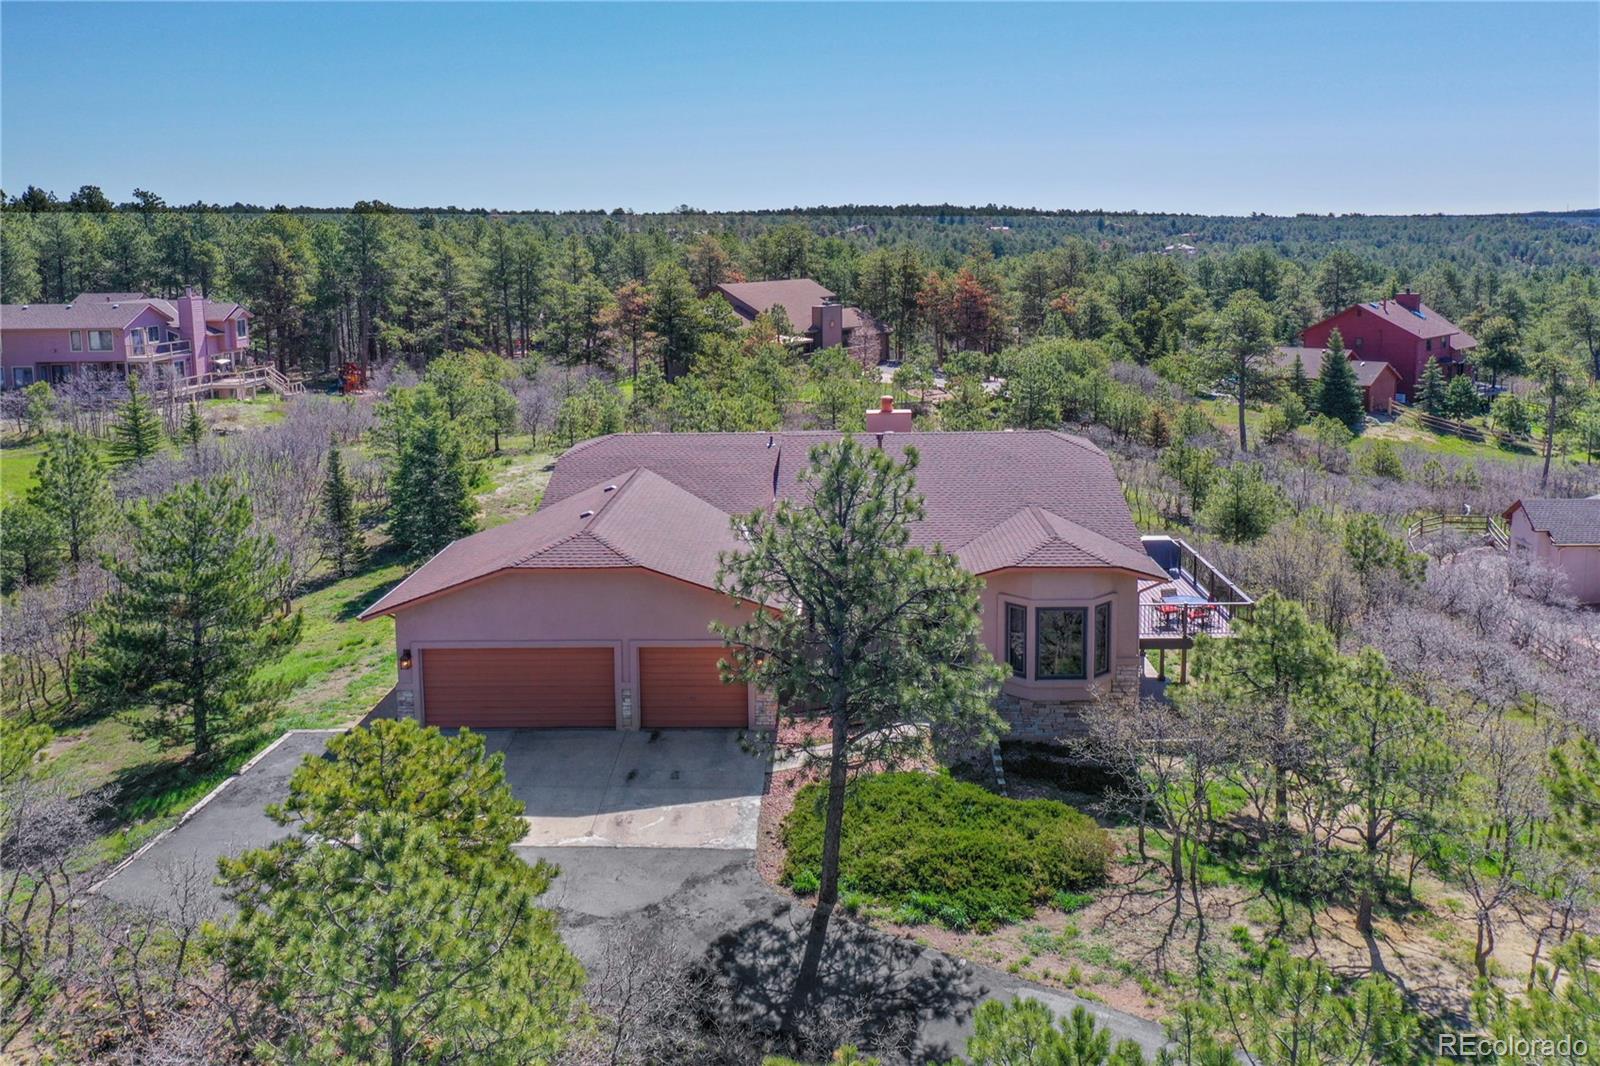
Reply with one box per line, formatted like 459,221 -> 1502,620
28,429 -> 108,566
1415,356 -> 1447,415
387,405 -> 477,559
1199,462 -> 1281,543
319,440 -> 365,578
80,477 -> 303,759
0,501 -> 61,594
215,720 -> 583,1066
716,438 -> 1005,1023
1288,353 -> 1315,406
108,373 -> 163,466
1316,330 -> 1365,433
174,400 -> 207,454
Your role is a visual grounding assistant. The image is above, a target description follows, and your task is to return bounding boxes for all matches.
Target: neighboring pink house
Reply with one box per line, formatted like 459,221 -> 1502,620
362,425 -> 1168,738
1503,498 -> 1600,606
1,288 -> 252,389
1300,291 -> 1477,400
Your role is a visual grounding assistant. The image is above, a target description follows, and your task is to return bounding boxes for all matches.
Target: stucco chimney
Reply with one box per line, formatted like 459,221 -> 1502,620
864,395 -> 913,434
811,300 -> 844,350
177,286 -> 205,353
1395,290 -> 1422,312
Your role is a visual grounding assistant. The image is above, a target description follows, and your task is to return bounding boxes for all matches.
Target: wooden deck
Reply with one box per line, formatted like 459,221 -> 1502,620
1137,535 -> 1252,649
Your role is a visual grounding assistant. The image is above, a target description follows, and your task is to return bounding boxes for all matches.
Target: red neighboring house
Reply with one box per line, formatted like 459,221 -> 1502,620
1300,291 -> 1477,401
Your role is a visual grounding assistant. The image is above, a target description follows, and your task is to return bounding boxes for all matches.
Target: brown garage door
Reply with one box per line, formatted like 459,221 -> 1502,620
422,647 -> 615,728
639,646 -> 748,728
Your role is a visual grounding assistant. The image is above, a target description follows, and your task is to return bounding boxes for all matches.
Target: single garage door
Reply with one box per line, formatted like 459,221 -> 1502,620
422,647 -> 615,728
639,646 -> 748,728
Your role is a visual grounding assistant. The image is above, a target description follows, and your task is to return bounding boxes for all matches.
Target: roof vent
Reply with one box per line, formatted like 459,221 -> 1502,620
603,484 -> 617,493
579,510 -> 595,519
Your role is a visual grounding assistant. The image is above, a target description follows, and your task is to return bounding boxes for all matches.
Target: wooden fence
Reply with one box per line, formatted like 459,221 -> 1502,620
1405,512 -> 1509,550
1391,400 -> 1530,449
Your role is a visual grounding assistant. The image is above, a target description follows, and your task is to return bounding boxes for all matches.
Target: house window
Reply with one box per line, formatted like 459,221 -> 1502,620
148,326 -> 161,341
235,316 -> 248,338
1426,339 -> 1433,351
1094,602 -> 1112,676
1005,603 -> 1027,677
70,330 -> 83,352
1035,607 -> 1087,681
12,367 -> 34,387
87,330 -> 114,352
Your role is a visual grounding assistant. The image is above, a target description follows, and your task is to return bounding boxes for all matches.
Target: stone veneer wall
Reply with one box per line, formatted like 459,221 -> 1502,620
753,689 -> 779,732
996,662 -> 1140,743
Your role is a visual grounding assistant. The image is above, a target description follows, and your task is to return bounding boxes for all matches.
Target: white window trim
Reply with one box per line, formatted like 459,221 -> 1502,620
87,330 -> 115,352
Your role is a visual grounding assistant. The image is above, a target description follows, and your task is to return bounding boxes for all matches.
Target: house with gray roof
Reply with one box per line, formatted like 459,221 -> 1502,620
1503,497 -> 1600,605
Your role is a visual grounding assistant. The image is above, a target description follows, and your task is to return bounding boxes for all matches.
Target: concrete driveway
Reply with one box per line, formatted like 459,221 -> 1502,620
459,727 -> 765,850
97,726 -> 766,908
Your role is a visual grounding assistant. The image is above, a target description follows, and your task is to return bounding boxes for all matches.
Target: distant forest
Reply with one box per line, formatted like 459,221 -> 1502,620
3,182 -> 1597,380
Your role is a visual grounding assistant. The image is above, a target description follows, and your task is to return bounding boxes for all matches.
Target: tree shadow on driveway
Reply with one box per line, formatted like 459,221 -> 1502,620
700,898 -> 985,1063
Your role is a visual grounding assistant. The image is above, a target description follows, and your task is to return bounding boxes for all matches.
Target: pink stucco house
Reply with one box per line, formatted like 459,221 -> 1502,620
1,288 -> 252,390
362,417 -> 1169,737
1503,498 -> 1600,606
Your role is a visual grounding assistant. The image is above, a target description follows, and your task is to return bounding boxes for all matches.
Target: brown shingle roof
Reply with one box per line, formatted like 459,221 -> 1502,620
361,469 -> 746,617
1273,347 -> 1402,388
1504,498 -> 1600,546
715,280 -> 871,333
365,430 -> 1164,617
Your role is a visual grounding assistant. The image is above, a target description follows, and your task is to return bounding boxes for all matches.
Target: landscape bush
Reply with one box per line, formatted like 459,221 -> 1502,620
781,772 -> 1110,930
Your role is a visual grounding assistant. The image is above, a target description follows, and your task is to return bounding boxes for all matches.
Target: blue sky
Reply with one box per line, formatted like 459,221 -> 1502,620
2,2 -> 1596,214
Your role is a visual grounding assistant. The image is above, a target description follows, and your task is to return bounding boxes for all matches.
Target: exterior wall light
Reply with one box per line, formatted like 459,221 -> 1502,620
399,648 -> 413,670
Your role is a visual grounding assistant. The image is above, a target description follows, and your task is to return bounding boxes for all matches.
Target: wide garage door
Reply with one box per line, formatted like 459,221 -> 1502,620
422,647 -> 615,728
639,646 -> 748,728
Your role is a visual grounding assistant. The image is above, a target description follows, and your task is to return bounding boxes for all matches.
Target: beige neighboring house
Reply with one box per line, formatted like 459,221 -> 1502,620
714,279 -> 890,368
1502,497 -> 1600,605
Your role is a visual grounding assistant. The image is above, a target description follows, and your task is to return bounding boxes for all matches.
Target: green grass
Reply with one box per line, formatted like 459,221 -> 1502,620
1,437 -> 45,501
782,772 -> 1111,931
476,434 -> 557,527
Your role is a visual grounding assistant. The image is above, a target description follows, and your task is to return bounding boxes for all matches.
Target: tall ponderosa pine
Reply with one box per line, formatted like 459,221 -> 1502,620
716,439 -> 1005,1024
81,477 -> 303,759
387,404 -> 477,558
28,429 -> 108,566
1214,289 -> 1276,451
1198,462 -> 1280,543
1316,330 -> 1365,433
109,373 -> 163,465
319,441 -> 365,578
1415,356 -> 1447,415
